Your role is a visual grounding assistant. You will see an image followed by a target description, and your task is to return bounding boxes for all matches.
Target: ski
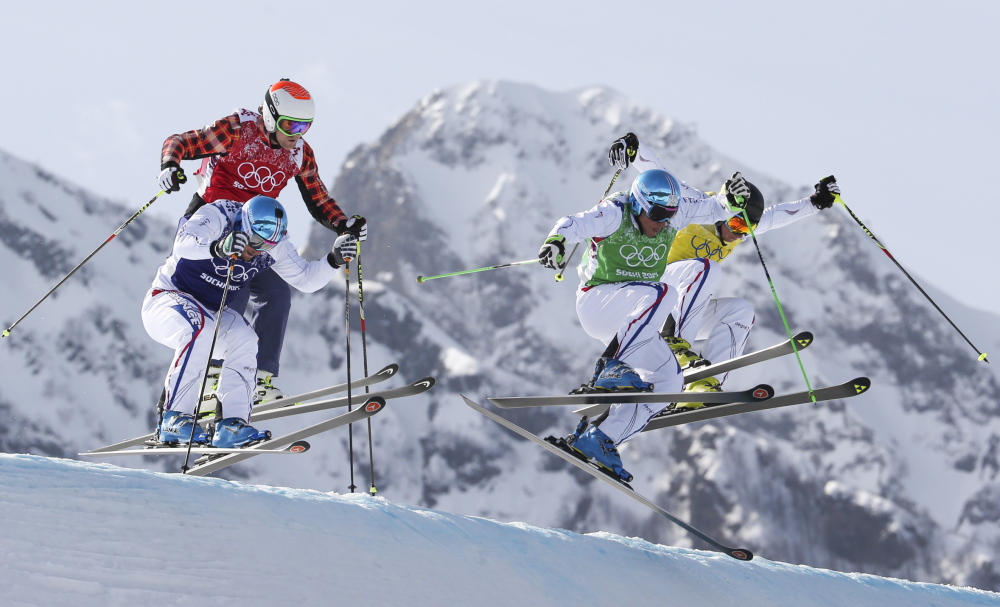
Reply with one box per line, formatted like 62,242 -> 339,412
184,396 -> 387,477
84,376 -> 433,455
490,383 -> 774,410
462,395 -> 753,561
252,363 -> 399,414
642,377 -> 872,432
250,377 -> 434,423
682,331 -> 814,384
79,440 -> 311,457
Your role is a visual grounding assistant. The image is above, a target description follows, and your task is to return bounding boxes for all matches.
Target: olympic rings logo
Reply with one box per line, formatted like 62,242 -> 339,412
692,239 -> 724,261
213,260 -> 260,282
237,162 -> 286,192
619,244 -> 667,267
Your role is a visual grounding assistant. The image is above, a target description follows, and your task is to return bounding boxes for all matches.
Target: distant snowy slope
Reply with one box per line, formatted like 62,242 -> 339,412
1,453 -> 996,607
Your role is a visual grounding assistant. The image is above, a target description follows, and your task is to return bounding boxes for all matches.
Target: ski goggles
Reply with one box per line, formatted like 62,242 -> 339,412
248,231 -> 281,251
276,117 -> 313,136
726,214 -> 754,236
647,204 -> 677,223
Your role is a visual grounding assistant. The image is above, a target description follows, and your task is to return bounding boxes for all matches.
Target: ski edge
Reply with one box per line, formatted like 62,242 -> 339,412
491,383 -> 774,410
461,395 -> 753,561
79,440 -> 311,458
252,363 -> 400,414
642,377 -> 872,432
683,331 -> 814,383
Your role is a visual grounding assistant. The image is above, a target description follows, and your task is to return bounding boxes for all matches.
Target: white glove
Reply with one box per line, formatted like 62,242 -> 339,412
538,235 -> 566,270
211,231 -> 249,258
608,133 -> 639,170
330,233 -> 358,266
158,164 -> 187,193
724,172 -> 751,207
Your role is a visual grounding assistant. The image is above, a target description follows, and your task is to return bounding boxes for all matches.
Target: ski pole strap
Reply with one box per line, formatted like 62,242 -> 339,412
835,195 -> 988,363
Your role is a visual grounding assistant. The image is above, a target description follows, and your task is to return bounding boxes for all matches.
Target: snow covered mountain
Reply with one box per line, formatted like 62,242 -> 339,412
2,80 -> 999,591
3,453 -> 997,606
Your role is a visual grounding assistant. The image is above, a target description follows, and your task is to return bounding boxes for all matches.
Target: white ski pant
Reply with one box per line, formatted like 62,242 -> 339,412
141,289 -> 257,422
575,258 -> 718,444
690,296 -> 755,383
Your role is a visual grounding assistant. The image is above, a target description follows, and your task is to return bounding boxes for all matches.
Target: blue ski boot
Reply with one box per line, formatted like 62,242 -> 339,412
157,411 -> 209,445
593,358 -> 653,392
571,358 -> 653,394
212,417 -> 271,449
568,425 -> 633,483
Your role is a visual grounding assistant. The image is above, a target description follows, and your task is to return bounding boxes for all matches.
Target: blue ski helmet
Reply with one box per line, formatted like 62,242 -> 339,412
629,169 -> 681,222
240,196 -> 288,251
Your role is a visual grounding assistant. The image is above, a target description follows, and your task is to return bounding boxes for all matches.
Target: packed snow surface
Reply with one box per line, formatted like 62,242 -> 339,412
0,454 -> 995,606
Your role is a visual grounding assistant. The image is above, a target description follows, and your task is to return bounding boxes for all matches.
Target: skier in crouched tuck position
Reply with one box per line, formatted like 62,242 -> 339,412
142,195 -> 358,448
616,133 -> 842,397
156,79 -> 367,404
536,144 -> 751,482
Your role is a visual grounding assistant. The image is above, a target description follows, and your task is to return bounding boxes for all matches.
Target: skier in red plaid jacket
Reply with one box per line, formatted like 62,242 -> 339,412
156,79 -> 366,403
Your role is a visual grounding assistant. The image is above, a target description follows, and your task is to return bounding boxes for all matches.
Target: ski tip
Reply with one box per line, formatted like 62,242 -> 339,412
852,377 -> 872,395
363,396 -> 387,413
288,441 -> 310,453
728,548 -> 754,561
793,331 -> 814,348
378,363 -> 400,377
751,384 -> 775,400
415,377 -> 436,390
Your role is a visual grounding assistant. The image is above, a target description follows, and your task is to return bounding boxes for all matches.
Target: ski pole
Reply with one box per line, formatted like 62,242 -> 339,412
835,194 -> 988,363
554,168 -> 623,282
738,203 -> 818,403
182,255 -> 237,473
356,243 -> 378,495
344,257 -> 357,493
2,190 -> 166,340
416,259 -> 539,283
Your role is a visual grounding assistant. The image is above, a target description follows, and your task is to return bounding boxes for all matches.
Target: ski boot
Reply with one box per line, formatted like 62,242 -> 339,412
570,358 -> 653,394
212,418 -> 272,449
157,411 -> 209,445
197,365 -> 222,420
676,377 -> 723,411
664,337 -> 711,370
254,370 -> 285,405
567,425 -> 633,483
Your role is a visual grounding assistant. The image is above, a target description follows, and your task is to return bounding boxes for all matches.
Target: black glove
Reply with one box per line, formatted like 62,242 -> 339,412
327,233 -> 358,268
608,133 -> 639,170
810,176 -> 840,209
211,231 -> 249,259
336,215 -> 368,241
724,172 -> 751,209
158,162 -> 187,194
538,235 -> 566,270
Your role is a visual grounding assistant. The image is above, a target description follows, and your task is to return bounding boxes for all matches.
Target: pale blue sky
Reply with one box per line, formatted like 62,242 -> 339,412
4,1 -> 998,322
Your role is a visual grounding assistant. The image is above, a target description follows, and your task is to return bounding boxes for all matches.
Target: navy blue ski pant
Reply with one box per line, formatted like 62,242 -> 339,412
225,267 -> 290,376
184,193 -> 289,376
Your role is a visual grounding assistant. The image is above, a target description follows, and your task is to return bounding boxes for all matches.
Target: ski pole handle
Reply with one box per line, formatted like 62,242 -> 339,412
554,243 -> 579,282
